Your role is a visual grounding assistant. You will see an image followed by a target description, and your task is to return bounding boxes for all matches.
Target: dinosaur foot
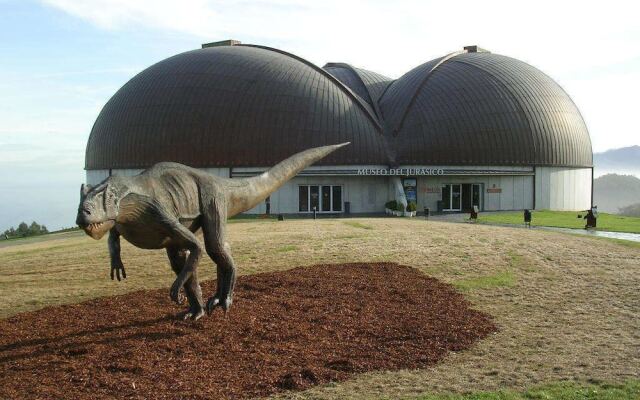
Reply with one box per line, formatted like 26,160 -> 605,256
206,296 -> 232,315
177,306 -> 205,321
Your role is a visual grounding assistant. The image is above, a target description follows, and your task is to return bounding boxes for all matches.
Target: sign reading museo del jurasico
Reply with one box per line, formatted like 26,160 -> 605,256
357,168 -> 445,176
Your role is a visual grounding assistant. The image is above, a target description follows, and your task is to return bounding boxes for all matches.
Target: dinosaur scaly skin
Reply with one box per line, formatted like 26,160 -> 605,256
76,143 -> 349,320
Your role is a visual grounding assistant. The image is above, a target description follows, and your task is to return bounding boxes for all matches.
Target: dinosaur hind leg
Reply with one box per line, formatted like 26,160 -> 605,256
205,242 -> 236,313
167,247 -> 205,320
200,198 -> 236,313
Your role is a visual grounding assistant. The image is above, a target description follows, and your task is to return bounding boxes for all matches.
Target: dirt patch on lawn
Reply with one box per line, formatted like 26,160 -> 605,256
0,262 -> 495,399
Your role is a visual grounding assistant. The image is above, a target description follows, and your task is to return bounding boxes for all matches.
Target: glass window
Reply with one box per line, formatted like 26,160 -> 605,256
442,185 -> 451,210
298,186 -> 308,212
472,184 -> 481,209
321,186 -> 331,211
332,186 -> 342,211
452,184 -> 461,210
299,185 -> 343,213
310,186 -> 320,211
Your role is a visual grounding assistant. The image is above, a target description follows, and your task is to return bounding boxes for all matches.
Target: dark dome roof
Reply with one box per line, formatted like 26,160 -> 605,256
379,50 -> 592,167
85,45 -> 389,169
86,45 -> 592,170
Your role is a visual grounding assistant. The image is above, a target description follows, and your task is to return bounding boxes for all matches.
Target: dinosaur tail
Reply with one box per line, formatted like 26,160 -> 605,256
224,143 -> 349,217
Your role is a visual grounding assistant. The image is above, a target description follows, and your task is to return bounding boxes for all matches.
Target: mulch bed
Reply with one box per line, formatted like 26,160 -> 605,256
0,262 -> 497,399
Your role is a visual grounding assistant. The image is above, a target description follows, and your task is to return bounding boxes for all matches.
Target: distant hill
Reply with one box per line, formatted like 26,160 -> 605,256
618,203 -> 640,217
594,146 -> 640,177
593,173 -> 640,213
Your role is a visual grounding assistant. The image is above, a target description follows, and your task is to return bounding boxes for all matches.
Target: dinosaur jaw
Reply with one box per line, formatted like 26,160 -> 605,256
81,220 -> 115,240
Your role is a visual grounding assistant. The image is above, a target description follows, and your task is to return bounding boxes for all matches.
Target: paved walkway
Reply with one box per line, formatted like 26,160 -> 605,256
427,211 -> 640,243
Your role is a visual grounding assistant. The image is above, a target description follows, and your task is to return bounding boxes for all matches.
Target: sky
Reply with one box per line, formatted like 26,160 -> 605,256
1,0 -> 639,231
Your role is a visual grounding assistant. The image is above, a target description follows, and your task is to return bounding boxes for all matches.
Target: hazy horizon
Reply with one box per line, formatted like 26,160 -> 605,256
1,0 -> 639,232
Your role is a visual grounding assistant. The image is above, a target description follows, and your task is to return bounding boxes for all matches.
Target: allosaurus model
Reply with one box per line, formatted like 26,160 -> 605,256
76,143 -> 348,320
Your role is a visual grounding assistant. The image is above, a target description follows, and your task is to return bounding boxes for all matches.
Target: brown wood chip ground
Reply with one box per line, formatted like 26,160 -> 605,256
0,262 -> 496,399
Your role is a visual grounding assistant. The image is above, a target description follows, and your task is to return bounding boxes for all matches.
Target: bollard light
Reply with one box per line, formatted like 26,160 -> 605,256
523,209 -> 532,227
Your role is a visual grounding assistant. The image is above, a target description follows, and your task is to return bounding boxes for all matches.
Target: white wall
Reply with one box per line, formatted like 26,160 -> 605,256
88,165 -> 589,213
416,175 -> 534,212
86,168 -> 145,185
86,169 -> 109,185
246,175 -> 391,214
86,168 -> 391,214
535,167 -> 592,211
202,168 -> 230,178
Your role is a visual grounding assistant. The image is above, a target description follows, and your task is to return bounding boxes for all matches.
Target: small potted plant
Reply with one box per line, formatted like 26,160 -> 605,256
405,201 -> 417,217
395,202 -> 405,216
385,200 -> 397,215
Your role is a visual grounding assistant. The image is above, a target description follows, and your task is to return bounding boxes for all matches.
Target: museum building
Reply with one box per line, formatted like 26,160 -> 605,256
84,41 -> 593,215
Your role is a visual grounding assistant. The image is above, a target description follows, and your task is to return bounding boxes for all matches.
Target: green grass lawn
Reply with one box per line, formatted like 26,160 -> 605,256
417,380 -> 640,400
478,210 -> 640,233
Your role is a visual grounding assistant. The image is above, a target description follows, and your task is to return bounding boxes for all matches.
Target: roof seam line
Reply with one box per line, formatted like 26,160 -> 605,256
238,44 -> 384,135
393,51 -> 465,136
328,63 -> 385,122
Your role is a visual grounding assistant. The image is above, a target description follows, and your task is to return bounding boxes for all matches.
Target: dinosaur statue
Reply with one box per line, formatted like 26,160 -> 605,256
76,143 -> 348,320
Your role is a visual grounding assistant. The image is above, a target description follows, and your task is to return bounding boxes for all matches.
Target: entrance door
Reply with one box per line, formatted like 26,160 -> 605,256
310,186 -> 320,212
472,184 -> 482,210
321,186 -> 331,211
451,184 -> 461,211
442,184 -> 462,211
443,183 -> 482,212
461,184 -> 472,212
299,185 -> 344,213
460,183 -> 483,211
441,184 -> 451,210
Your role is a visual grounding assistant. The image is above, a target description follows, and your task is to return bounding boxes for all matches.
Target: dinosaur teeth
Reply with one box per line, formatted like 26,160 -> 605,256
85,221 -> 107,232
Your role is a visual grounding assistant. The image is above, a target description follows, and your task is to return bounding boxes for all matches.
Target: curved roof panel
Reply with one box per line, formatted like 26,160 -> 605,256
379,51 -> 592,167
85,45 -> 389,169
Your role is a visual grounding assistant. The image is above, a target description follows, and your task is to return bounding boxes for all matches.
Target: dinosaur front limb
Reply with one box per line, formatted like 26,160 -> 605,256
165,221 -> 203,305
108,228 -> 127,281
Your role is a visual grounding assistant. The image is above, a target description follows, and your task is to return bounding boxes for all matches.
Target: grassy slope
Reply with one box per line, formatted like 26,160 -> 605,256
1,218 -> 638,399
478,210 -> 640,233
418,380 -> 640,400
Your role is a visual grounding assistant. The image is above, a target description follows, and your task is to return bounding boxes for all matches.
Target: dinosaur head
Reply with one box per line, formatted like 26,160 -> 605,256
76,180 -> 119,240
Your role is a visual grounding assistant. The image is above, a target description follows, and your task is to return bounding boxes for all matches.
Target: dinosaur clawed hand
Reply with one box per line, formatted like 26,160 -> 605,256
110,260 -> 127,281
206,295 -> 232,315
170,282 -> 187,305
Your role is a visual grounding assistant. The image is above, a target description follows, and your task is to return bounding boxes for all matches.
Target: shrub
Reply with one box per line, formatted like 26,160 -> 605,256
385,200 -> 397,210
396,202 -> 405,212
406,202 -> 417,212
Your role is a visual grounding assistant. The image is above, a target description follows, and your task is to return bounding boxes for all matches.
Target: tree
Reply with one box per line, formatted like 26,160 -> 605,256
29,221 -> 41,236
17,222 -> 29,237
2,222 -> 49,239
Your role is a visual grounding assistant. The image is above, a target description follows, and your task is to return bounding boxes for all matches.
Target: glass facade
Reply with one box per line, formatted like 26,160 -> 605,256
299,185 -> 343,213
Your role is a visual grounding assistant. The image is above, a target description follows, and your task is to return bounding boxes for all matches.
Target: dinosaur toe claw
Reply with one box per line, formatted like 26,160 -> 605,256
176,307 -> 204,321
206,297 -> 220,314
206,296 -> 232,314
